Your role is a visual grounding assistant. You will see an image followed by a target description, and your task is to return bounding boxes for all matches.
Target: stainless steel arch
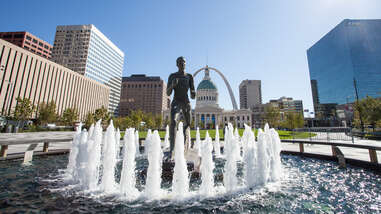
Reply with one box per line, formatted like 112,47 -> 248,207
194,66 -> 238,110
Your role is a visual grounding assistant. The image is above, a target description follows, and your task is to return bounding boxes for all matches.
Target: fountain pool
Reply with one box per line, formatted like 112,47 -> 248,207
0,121 -> 380,213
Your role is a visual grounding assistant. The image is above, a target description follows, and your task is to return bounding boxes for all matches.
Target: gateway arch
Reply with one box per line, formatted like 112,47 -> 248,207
193,65 -> 238,110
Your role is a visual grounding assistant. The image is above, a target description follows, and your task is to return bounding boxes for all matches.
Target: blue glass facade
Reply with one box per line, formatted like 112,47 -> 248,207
307,19 -> 381,112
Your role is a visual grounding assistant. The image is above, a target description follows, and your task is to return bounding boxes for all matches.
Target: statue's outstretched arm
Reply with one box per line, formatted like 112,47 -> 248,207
190,75 -> 196,99
167,75 -> 173,96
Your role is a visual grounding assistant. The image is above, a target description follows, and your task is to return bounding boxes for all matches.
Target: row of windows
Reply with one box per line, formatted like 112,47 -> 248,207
23,46 -> 50,59
88,40 -> 123,73
90,32 -> 124,68
91,32 -> 124,61
197,96 -> 216,101
56,29 -> 91,33
124,83 -> 161,88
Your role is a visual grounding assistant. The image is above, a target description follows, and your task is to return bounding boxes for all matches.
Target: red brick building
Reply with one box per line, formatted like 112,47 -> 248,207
0,31 -> 52,59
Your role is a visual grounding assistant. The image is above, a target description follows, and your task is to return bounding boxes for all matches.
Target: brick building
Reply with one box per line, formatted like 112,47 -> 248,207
0,31 -> 52,59
119,74 -> 170,116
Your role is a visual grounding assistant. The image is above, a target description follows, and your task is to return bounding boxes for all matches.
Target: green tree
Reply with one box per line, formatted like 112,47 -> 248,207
13,97 -> 35,128
62,108 -> 79,126
154,114 -> 163,130
281,112 -> 304,130
84,112 -> 95,129
113,117 -> 125,130
37,101 -> 58,125
143,112 -> 155,129
264,105 -> 281,128
130,110 -> 143,129
123,116 -> 134,129
94,106 -> 110,126
353,96 -> 381,131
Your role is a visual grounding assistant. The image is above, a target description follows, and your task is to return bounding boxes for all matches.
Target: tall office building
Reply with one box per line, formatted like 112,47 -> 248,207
307,19 -> 381,114
119,74 -> 170,116
239,80 -> 262,109
0,31 -> 52,59
52,25 -> 124,115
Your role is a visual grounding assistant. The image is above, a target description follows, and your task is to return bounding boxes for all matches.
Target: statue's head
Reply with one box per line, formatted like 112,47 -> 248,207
176,56 -> 186,71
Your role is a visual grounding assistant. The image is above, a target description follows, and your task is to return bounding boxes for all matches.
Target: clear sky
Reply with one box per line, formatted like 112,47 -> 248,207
1,0 -> 381,113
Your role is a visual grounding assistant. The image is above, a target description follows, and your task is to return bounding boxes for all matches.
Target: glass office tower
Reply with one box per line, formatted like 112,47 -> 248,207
307,19 -> 381,113
52,25 -> 124,115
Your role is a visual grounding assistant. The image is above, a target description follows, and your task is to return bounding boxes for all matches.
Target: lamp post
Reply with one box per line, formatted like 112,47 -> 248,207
353,78 -> 364,132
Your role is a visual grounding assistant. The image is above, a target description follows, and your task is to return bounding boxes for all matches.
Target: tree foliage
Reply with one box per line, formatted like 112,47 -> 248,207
353,96 -> 381,130
62,108 -> 79,126
37,101 -> 58,125
130,110 -> 144,129
13,97 -> 35,123
84,112 -> 95,129
264,105 -> 281,128
154,114 -> 163,130
281,112 -> 304,130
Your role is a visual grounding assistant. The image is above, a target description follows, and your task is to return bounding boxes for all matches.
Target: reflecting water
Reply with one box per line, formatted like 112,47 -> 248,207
0,155 -> 380,213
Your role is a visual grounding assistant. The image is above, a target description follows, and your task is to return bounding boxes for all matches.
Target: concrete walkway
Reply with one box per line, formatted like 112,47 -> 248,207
0,131 -> 75,155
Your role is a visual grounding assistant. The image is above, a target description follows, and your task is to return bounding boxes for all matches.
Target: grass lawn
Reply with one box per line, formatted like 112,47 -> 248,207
120,129 -> 316,140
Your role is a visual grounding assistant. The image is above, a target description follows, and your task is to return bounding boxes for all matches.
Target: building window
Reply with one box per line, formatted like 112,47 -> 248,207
26,35 -> 32,41
33,39 -> 38,44
14,34 -> 24,38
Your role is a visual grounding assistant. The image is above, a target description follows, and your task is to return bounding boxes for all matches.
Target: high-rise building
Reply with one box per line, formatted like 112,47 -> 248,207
119,74 -> 170,116
52,25 -> 124,115
0,39 -> 109,120
0,31 -> 53,59
307,19 -> 381,114
239,80 -> 262,109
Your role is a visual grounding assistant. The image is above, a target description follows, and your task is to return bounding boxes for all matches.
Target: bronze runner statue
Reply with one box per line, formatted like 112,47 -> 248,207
166,56 -> 195,159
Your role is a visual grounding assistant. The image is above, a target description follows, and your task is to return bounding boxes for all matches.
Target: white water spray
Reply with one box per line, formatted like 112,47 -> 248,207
120,128 -> 139,198
199,131 -> 215,196
213,125 -> 221,157
172,122 -> 189,198
100,121 -> 117,193
223,124 -> 239,192
144,130 -> 163,199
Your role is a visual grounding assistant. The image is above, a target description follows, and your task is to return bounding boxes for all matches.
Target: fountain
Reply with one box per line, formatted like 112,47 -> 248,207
1,119 -> 380,213
64,120 -> 284,200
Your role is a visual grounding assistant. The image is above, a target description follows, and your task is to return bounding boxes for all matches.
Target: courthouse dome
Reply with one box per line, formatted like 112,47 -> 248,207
197,79 -> 217,90
196,67 -> 219,109
196,68 -> 217,91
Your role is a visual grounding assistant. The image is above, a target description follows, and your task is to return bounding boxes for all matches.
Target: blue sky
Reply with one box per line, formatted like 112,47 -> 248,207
1,0 -> 381,114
